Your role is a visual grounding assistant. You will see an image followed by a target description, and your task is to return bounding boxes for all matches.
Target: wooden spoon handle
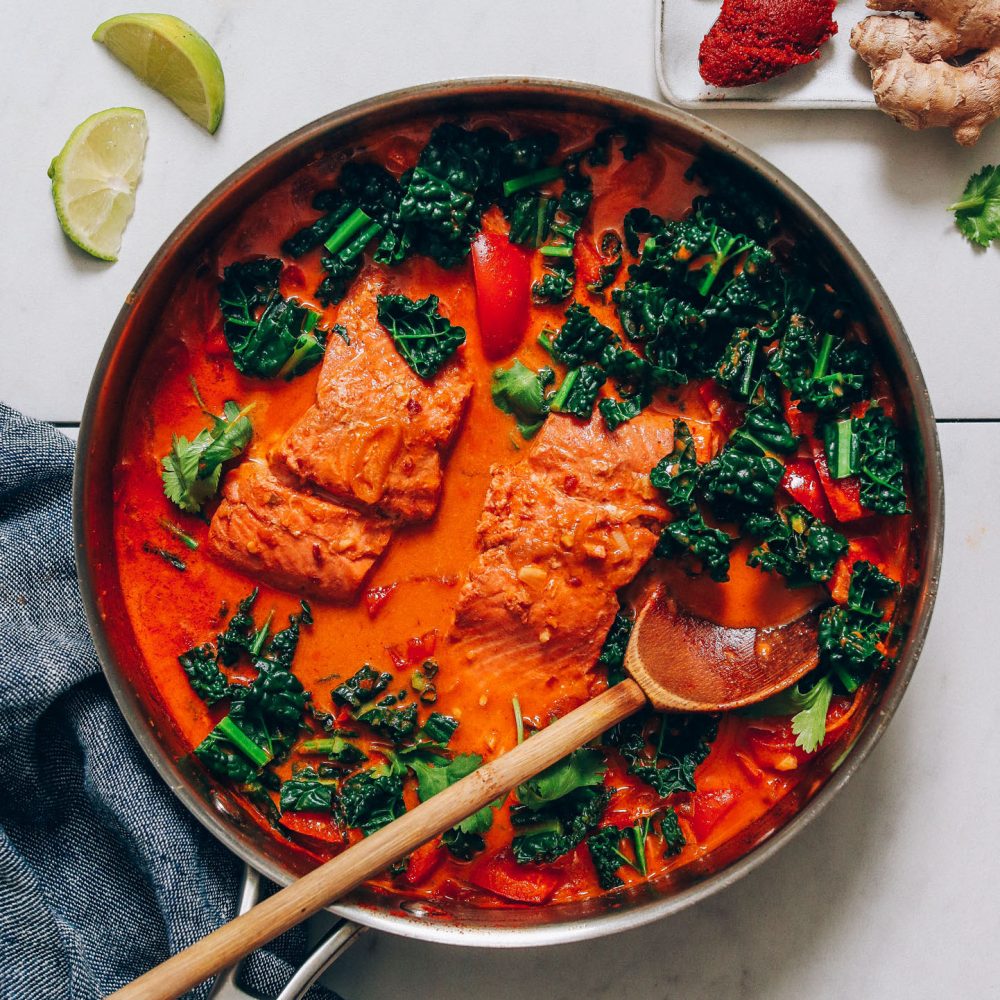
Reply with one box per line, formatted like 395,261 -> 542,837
110,679 -> 647,1000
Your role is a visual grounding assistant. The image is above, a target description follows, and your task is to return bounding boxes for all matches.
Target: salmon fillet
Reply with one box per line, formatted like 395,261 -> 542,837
441,411 -> 676,705
208,461 -> 392,601
274,268 -> 472,522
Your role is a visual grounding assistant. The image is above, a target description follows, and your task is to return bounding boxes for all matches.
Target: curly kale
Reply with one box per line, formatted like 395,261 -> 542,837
376,293 -> 466,379
532,181 -> 593,304
660,806 -> 686,857
279,766 -> 334,813
606,711 -> 718,798
819,560 -> 899,691
265,600 -> 313,672
355,701 -> 418,742
715,327 -> 768,402
769,313 -> 872,415
731,377 -> 797,455
622,207 -> 667,256
586,231 -> 624,296
699,446 -> 784,525
597,609 -> 634,686
746,504 -> 848,586
332,664 -> 393,711
240,661 -> 308,725
685,154 -> 780,244
218,259 -> 327,379
548,364 -> 606,420
701,245 -> 784,333
655,512 -> 735,583
339,768 -> 406,835
506,192 -> 557,248
598,390 -> 651,432
544,303 -> 616,368
587,825 -> 627,890
511,787 -> 610,865
650,419 -> 701,513
854,405 -> 909,514
178,644 -> 229,704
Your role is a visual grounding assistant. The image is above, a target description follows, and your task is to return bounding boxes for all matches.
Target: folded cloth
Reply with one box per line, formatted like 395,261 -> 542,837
0,403 -> 338,1000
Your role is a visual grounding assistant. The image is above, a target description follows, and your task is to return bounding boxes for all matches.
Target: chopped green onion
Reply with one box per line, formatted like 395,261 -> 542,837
502,166 -> 562,198
158,517 -> 199,550
142,542 -> 186,571
812,333 -> 834,381
540,243 -> 573,258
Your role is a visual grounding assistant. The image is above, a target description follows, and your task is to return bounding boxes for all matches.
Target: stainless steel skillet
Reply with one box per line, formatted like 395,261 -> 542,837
73,79 -> 943,981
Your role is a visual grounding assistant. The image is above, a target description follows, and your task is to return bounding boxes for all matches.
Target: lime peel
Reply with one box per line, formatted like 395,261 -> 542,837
93,13 -> 225,133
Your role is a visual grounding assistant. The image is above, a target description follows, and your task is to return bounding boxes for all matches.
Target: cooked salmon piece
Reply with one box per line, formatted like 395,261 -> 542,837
208,461 -> 392,602
441,411 -> 675,707
274,268 -> 472,522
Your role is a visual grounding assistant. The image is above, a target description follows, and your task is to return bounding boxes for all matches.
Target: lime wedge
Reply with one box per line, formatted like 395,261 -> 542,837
93,13 -> 225,133
49,107 -> 148,262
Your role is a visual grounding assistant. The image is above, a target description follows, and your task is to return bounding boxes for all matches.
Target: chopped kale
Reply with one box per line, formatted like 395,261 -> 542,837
376,293 -> 466,379
622,207 -> 667,256
218,259 -> 327,380
854,405 -> 909,514
650,418 -> 701,513
685,154 -> 780,244
586,231 -> 623,296
548,364 -> 606,420
216,589 -> 263,665
655,512 -> 735,583
587,825 -> 627,890
332,665 -> 393,711
699,446 -> 784,525
195,714 -> 271,782
746,504 -> 848,586
279,766 -> 334,813
598,390 -> 651,432
299,735 -> 367,766
511,786 -> 610,865
732,377 -> 797,455
240,661 -> 308,725
660,806 -> 686,857
546,303 -> 616,368
418,712 -> 460,746
597,609 -> 634,686
505,192 -> 557,248
491,360 -> 555,438
715,327 -> 767,402
355,701 -> 418,742
516,748 -> 606,811
178,644 -> 229,704
339,768 -> 405,835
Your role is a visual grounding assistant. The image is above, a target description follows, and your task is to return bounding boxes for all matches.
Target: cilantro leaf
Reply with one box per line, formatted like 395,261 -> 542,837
948,164 -> 1000,247
746,674 -> 833,754
516,747 -> 606,810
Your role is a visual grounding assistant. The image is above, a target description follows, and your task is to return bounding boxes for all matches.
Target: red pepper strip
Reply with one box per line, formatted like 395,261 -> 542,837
827,536 -> 887,605
278,811 -> 344,846
780,385 -> 817,438
698,380 -> 744,436
574,237 -> 603,288
471,232 -> 532,360
469,851 -> 561,905
404,839 -> 446,886
781,458 -> 835,523
811,443 -> 868,523
688,789 -> 740,841
281,262 -> 307,291
363,583 -> 397,618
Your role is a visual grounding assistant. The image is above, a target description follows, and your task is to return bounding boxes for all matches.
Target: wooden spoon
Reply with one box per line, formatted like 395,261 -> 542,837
110,586 -> 819,1000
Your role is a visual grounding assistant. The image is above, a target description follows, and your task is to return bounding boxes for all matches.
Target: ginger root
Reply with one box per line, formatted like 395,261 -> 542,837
851,0 -> 1000,146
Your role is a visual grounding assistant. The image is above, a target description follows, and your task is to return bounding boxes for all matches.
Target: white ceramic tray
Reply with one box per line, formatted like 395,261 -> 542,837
656,0 -> 878,109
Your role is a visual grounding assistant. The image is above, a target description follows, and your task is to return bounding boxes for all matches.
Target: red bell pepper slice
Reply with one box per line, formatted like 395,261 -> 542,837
688,789 -> 740,841
697,380 -> 744,436
779,385 -> 817,438
363,583 -> 397,618
781,458 -> 835,523
811,443 -> 868,522
471,232 -> 531,360
278,811 -> 344,847
404,840 -> 446,886
469,851 -> 560,905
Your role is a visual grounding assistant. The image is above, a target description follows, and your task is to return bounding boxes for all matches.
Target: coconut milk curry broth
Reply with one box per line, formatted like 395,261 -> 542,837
113,112 -> 914,907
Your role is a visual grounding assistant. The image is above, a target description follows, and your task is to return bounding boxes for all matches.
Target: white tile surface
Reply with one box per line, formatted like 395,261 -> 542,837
15,4 -> 1000,997
3,0 -> 1000,420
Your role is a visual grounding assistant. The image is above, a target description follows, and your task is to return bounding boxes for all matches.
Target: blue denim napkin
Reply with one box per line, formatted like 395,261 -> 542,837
0,403 -> 338,1000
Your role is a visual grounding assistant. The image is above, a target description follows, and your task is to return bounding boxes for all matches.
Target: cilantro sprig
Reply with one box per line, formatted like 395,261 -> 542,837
948,164 -> 1000,247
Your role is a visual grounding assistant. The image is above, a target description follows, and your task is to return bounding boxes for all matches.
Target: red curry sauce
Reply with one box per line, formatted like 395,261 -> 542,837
111,111 -> 912,908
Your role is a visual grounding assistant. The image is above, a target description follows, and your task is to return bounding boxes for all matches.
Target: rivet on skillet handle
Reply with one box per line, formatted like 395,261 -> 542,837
206,865 -> 365,1000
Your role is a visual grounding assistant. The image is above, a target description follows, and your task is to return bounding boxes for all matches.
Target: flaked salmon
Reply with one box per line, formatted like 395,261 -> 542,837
274,268 -> 472,522
208,461 -> 392,601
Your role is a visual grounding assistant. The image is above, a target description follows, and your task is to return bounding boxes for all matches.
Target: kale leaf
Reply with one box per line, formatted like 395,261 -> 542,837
279,766 -> 334,813
732,376 -> 796,455
355,701 -> 418,742
545,303 -> 616,368
219,259 -> 327,379
516,748 -> 606,810
376,293 -> 466,379
587,825 -> 627,890
854,405 -> 909,514
178,644 -> 229,704
660,806 -> 686,857
339,768 -> 405,835
650,418 -> 701,513
685,154 -> 779,244
598,390 -> 651,432
597,609 -> 634,686
332,664 -> 392,711
655,512 -> 735,583
699,446 -> 784,525
511,787 -> 610,865
746,504 -> 848,586
548,364 -> 606,420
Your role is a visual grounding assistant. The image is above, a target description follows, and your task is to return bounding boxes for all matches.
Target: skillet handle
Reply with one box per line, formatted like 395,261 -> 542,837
206,865 -> 365,1000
